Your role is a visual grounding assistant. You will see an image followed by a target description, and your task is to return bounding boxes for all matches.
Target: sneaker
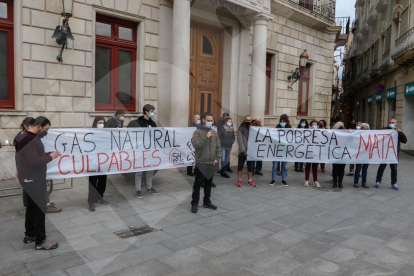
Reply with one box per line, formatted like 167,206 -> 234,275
23,236 -> 36,244
220,173 -> 230,178
269,180 -> 276,186
281,180 -> 288,187
313,181 -> 321,188
147,188 -> 159,195
392,184 -> 399,191
89,203 -> 95,212
203,202 -> 217,210
211,182 -> 217,188
304,180 -> 309,187
191,205 -> 198,213
135,190 -> 143,199
375,182 -> 380,189
354,183 -> 359,188
35,240 -> 58,250
227,168 -> 233,173
347,172 -> 354,176
248,181 -> 257,187
236,180 -> 242,187
96,199 -> 108,205
46,202 -> 62,213
255,172 -> 263,176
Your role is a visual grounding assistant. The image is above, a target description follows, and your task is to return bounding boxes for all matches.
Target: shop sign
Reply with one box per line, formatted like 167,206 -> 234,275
376,92 -> 383,102
405,82 -> 414,97
356,101 -> 360,107
386,87 -> 397,100
367,96 -> 373,105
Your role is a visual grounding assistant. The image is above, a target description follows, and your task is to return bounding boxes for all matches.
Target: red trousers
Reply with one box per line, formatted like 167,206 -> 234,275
305,163 -> 318,181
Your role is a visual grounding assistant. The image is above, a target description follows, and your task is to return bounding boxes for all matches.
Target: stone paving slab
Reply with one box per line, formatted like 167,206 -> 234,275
0,153 -> 414,275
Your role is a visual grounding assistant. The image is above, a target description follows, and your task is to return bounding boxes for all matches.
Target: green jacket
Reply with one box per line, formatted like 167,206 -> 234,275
191,127 -> 222,164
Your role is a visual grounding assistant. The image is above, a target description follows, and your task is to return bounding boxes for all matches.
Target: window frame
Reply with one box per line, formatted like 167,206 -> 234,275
0,0 -> 14,109
297,64 -> 310,116
95,14 -> 137,112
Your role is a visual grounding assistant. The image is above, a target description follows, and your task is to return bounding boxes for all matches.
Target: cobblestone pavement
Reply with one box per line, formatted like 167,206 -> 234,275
1,153 -> 414,276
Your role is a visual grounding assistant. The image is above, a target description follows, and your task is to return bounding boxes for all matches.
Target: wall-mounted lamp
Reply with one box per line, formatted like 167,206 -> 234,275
287,50 -> 309,90
52,0 -> 75,63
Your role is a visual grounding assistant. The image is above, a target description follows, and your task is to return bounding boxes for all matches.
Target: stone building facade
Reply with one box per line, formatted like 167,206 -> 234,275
344,0 -> 414,150
0,0 -> 342,143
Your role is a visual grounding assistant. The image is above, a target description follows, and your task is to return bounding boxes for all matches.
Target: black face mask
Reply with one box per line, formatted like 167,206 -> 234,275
319,124 -> 324,128
245,122 -> 251,127
38,131 -> 48,139
339,126 -> 344,129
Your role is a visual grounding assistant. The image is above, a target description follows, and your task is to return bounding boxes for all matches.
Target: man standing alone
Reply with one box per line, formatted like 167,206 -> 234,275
17,116 -> 60,250
191,112 -> 221,213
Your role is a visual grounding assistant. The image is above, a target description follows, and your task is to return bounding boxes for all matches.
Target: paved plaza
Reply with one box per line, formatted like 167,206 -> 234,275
1,153 -> 414,276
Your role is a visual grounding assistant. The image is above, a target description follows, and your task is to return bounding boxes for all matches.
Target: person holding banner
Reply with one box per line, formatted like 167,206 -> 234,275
304,120 -> 321,188
105,109 -> 125,128
331,122 -> 346,189
218,117 -> 235,178
135,104 -> 160,198
318,120 -> 327,173
88,117 -> 108,212
16,116 -> 60,250
187,114 -> 201,176
237,115 -> 256,187
252,118 -> 263,176
354,123 -> 370,189
295,119 -> 309,172
191,112 -> 221,213
375,118 -> 407,191
269,117 -> 291,187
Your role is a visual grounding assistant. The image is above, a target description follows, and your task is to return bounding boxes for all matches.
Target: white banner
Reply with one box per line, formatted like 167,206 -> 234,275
42,128 -> 196,179
247,127 -> 399,164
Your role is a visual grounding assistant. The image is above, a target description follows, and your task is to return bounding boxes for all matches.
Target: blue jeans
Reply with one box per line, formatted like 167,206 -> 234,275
221,147 -> 231,174
272,161 -> 287,181
255,161 -> 263,173
354,164 -> 369,184
376,164 -> 398,185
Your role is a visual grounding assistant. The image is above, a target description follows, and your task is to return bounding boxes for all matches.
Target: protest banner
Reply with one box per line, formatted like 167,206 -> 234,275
42,128 -> 196,179
247,127 -> 399,164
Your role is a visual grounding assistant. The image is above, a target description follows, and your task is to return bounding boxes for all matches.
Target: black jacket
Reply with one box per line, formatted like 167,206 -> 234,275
276,123 -> 292,129
137,116 -> 157,128
127,119 -> 141,128
105,116 -> 123,128
13,131 -> 25,167
218,127 -> 235,149
382,127 -> 408,156
16,131 -> 52,181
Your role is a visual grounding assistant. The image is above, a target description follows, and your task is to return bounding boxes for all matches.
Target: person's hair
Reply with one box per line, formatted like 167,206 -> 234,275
244,115 -> 251,120
143,104 -> 155,114
222,112 -> 229,117
280,114 -> 289,121
389,118 -> 397,122
225,117 -> 232,122
279,117 -> 290,124
253,119 -> 261,127
32,116 -> 51,128
201,112 -> 214,120
349,120 -> 357,129
193,114 -> 200,120
92,116 -> 105,128
332,122 -> 344,129
319,120 -> 327,128
298,119 -> 309,128
309,119 -> 318,126
115,109 -> 125,116
361,123 -> 370,130
20,117 -> 34,130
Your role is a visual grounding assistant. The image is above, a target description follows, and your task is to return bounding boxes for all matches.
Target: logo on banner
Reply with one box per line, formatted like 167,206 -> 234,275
169,148 -> 185,167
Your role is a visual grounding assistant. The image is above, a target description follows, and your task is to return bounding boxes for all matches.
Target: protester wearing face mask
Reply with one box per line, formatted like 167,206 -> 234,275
295,119 -> 309,172
252,118 -> 264,176
354,123 -> 370,189
190,112 -> 221,213
347,120 -> 357,176
236,115 -> 256,187
134,104 -> 159,199
304,120 -> 321,188
331,122 -> 346,189
356,122 -> 362,130
16,116 -> 60,250
187,114 -> 201,176
105,109 -> 125,128
270,117 -> 291,187
375,118 -> 407,191
88,117 -> 108,211
218,118 -> 235,178
318,120 -> 327,173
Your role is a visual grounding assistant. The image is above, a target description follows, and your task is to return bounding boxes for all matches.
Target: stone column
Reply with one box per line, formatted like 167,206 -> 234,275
249,15 -> 269,121
170,0 -> 191,127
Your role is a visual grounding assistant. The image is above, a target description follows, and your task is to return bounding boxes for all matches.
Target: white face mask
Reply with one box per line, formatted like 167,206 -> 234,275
97,124 -> 104,129
356,126 -> 361,130
119,116 -> 125,121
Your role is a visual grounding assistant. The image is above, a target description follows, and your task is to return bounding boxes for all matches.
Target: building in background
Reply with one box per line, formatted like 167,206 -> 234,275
0,0 -> 345,143
344,0 -> 414,150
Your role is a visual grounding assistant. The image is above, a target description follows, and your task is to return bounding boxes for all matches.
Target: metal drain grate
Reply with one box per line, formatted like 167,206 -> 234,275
114,226 -> 154,239
314,185 -> 342,192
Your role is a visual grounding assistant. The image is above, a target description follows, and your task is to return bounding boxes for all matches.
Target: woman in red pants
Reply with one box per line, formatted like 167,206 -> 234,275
304,120 -> 320,188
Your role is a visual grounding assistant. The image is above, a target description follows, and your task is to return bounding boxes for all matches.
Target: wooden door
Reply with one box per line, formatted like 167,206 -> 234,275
189,23 -> 223,124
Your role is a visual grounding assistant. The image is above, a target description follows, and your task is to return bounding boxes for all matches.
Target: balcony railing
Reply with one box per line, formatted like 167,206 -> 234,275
335,17 -> 350,35
392,27 -> 414,61
379,51 -> 394,70
281,0 -> 336,23
369,60 -> 379,77
375,0 -> 389,13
